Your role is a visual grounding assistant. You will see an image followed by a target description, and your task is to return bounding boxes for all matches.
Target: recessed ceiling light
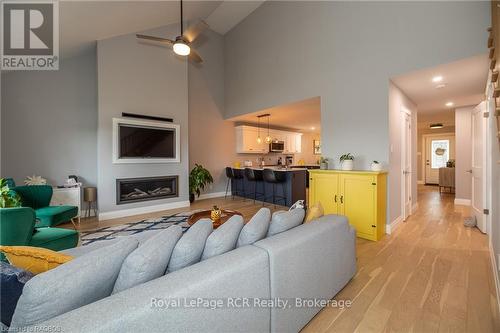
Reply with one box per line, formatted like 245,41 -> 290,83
445,102 -> 454,107
430,123 -> 444,129
311,127 -> 316,130
432,76 -> 443,83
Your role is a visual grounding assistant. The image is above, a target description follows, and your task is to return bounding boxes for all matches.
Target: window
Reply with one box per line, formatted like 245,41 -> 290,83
431,140 -> 449,169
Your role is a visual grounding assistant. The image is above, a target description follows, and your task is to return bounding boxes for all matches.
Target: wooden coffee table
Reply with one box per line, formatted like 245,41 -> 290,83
187,209 -> 243,229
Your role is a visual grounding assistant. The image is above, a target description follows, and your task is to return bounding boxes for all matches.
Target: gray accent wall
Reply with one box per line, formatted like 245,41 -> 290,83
223,1 -> 489,223
1,49 -> 98,186
97,25 -> 189,214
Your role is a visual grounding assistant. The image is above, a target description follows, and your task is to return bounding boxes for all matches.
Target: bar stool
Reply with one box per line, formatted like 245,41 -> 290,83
244,168 -> 265,204
262,169 -> 287,207
231,168 -> 246,199
225,167 -> 234,199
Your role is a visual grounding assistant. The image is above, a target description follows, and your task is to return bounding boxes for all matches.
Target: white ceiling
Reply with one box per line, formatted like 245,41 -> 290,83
59,0 -> 264,58
392,54 -> 488,115
228,96 -> 321,133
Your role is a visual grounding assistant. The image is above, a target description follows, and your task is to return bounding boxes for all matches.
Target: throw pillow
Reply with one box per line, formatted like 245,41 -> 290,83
267,208 -> 305,236
9,237 -> 138,329
201,215 -> 244,260
0,246 -> 73,274
0,262 -> 34,327
167,219 -> 213,272
236,208 -> 271,247
112,226 -> 183,294
304,202 -> 324,223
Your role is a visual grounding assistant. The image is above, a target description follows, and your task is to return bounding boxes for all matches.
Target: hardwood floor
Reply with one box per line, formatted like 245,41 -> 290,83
303,185 -> 500,333
62,185 -> 500,332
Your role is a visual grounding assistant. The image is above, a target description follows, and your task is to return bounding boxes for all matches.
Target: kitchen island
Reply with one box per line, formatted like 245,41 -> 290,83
230,167 -> 307,207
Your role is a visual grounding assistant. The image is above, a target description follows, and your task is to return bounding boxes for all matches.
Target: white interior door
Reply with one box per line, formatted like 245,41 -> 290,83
402,112 -> 412,220
425,135 -> 455,184
471,102 -> 486,233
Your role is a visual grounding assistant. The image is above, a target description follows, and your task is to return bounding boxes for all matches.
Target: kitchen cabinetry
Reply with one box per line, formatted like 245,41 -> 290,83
309,170 -> 387,241
235,126 -> 268,153
235,125 -> 302,154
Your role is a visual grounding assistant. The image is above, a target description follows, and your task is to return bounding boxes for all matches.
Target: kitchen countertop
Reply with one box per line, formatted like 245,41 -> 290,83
232,166 -> 307,172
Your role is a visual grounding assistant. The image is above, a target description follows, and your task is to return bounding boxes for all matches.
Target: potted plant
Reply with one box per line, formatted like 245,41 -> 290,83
189,164 -> 213,203
371,160 -> 382,171
319,157 -> 329,170
340,153 -> 354,171
0,178 -> 21,208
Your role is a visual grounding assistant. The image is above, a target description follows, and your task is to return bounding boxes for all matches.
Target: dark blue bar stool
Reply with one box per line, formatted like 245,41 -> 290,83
244,168 -> 265,204
225,167 -> 234,199
262,169 -> 287,207
231,168 -> 246,199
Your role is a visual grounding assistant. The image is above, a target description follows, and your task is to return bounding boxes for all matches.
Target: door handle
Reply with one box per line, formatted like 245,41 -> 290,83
334,195 -> 337,203
340,195 -> 344,204
466,169 -> 473,174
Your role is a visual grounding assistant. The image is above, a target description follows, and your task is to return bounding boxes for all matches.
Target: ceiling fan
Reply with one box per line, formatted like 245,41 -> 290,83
136,0 -> 208,63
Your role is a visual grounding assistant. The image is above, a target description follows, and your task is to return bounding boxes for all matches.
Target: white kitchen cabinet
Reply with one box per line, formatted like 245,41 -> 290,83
295,134 -> 302,153
285,133 -> 296,154
235,126 -> 268,154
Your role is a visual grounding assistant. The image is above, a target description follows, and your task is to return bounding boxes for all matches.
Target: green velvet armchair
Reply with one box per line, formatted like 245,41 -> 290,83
12,185 -> 79,228
0,207 -> 78,251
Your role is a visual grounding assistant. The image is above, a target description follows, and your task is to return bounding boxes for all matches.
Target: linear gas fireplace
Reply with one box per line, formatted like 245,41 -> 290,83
116,176 -> 178,205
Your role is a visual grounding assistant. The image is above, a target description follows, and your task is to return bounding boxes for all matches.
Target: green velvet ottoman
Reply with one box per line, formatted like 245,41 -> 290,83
29,228 -> 79,252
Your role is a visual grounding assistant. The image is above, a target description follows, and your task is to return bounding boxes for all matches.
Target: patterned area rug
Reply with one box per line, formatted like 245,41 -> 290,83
80,211 -> 196,246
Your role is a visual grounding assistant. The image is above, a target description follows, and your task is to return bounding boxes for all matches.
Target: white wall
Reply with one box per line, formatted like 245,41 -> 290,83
455,106 -> 473,202
223,1 -> 488,224
97,25 -> 189,214
1,49 -> 98,186
388,82 -> 418,223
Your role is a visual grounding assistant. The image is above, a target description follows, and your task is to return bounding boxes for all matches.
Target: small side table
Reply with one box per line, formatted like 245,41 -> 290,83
83,187 -> 98,218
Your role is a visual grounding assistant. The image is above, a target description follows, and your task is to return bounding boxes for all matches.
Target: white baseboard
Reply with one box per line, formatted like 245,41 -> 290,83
411,203 -> 419,214
417,180 -> 425,185
454,198 -> 471,206
197,191 -> 227,200
99,200 -> 190,221
386,215 -> 403,234
489,241 -> 500,315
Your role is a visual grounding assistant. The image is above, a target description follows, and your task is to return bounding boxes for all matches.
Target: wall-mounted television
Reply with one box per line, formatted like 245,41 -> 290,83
113,118 -> 180,164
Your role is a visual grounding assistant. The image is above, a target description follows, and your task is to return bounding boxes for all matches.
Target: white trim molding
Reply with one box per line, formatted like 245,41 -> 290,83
99,200 -> 190,221
386,215 -> 403,234
197,191 -> 227,200
489,241 -> 500,315
454,198 -> 471,206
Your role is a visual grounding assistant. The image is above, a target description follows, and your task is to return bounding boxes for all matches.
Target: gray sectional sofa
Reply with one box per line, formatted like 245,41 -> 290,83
29,215 -> 356,333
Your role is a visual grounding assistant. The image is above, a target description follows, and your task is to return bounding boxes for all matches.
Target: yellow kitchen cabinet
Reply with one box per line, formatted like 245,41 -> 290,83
308,170 -> 387,241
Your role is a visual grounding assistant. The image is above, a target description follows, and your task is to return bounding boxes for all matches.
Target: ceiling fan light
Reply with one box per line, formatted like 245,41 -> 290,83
173,41 -> 190,56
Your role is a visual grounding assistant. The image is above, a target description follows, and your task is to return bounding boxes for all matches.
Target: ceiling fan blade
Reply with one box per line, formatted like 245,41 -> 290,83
183,20 -> 209,43
136,34 -> 174,46
188,48 -> 203,63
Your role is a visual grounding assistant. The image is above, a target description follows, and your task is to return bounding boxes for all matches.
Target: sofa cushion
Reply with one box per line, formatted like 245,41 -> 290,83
167,219 -> 213,273
10,237 -> 138,329
201,215 -> 244,260
35,206 -> 78,228
0,262 -> 33,326
29,227 -> 78,252
236,208 -> 271,248
0,246 -> 73,274
267,208 -> 305,236
112,226 -> 183,294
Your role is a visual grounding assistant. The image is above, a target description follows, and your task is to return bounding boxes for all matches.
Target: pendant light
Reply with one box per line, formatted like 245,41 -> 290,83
256,116 -> 262,144
265,115 -> 272,144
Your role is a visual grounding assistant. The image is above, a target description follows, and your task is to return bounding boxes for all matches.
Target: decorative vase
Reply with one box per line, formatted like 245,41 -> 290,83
371,163 -> 382,171
211,206 -> 222,223
189,193 -> 195,203
341,160 -> 354,171
320,162 -> 328,170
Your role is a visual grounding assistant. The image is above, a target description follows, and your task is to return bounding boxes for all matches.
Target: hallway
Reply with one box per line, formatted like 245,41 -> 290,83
304,185 -> 500,332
